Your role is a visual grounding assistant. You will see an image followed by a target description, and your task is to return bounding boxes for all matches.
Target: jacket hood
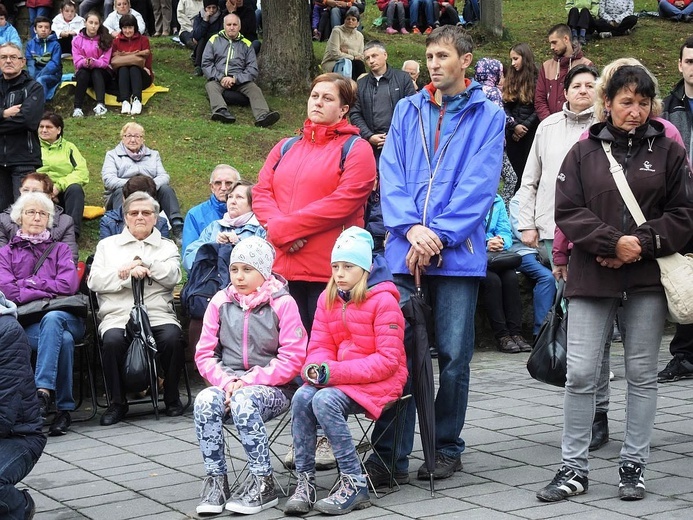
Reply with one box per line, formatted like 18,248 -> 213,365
556,45 -> 585,64
215,29 -> 247,42
670,78 -> 687,101
78,28 -> 100,40
588,118 -> 665,144
474,58 -> 503,87
32,32 -> 59,44
366,254 -> 394,288
561,102 -> 595,123
0,291 -> 17,317
226,273 -> 290,310
300,117 -> 361,143
418,78 -> 484,110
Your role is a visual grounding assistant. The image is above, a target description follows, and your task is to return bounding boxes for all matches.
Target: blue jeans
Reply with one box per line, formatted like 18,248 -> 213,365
292,385 -> 364,476
194,386 -> 290,477
28,6 -> 51,37
562,293 -> 667,475
659,0 -> 693,19
517,253 -> 556,335
409,0 -> 435,27
25,310 -> 85,412
370,274 -> 479,471
0,436 -> 44,519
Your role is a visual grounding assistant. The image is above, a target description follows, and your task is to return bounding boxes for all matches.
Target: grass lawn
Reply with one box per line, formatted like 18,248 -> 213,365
49,0 -> 690,257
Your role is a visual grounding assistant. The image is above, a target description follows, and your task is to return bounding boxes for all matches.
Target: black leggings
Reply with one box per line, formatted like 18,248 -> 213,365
74,67 -> 110,107
117,66 -> 152,101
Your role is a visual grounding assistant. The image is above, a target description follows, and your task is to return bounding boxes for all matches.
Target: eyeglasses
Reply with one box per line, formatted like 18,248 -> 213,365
19,187 -> 45,194
124,134 -> 143,139
212,180 -> 235,187
24,209 -> 49,219
0,55 -> 23,62
126,210 -> 155,217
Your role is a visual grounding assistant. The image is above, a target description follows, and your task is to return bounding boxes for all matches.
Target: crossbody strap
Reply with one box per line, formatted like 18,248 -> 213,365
32,242 -> 58,276
601,141 -> 646,226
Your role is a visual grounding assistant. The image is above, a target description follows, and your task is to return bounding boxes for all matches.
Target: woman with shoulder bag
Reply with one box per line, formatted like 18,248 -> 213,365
0,192 -> 84,436
111,13 -> 152,115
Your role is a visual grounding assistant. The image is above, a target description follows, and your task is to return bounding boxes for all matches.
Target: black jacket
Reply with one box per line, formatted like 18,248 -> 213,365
0,310 -> 46,457
504,99 -> 538,137
350,65 -> 416,141
0,70 -> 44,168
556,119 -> 693,298
662,78 -> 693,156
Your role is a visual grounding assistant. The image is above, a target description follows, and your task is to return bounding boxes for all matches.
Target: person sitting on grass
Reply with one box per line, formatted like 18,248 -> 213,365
193,236 -> 307,515
284,227 -> 406,516
25,17 -> 62,101
378,0 -> 409,35
111,13 -> 152,116
0,4 -> 21,47
51,0 -> 85,57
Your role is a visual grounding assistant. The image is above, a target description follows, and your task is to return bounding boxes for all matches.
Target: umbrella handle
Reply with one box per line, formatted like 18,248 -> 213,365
414,265 -> 423,295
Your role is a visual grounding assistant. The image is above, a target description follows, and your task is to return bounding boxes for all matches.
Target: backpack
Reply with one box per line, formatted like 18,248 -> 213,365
462,0 -> 480,25
180,242 -> 233,319
272,134 -> 360,173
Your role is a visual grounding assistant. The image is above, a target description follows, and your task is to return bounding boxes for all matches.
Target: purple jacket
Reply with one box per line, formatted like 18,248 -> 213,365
0,237 -> 78,304
72,30 -> 112,71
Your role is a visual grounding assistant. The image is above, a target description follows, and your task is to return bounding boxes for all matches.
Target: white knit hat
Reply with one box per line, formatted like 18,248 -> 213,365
229,236 -> 275,280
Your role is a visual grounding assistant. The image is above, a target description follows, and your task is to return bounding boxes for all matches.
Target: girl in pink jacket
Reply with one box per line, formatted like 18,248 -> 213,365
193,236 -> 307,516
285,226 -> 407,516
71,12 -> 113,117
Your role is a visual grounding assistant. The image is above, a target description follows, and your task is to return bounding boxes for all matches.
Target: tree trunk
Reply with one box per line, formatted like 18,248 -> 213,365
258,0 -> 315,96
480,0 -> 503,37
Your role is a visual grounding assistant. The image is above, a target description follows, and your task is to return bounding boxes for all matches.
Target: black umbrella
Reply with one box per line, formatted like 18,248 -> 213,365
124,277 -> 159,419
401,267 -> 436,497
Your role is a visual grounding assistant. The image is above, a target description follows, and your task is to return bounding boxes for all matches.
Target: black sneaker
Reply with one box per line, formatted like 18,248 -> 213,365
364,459 -> 410,488
619,462 -> 645,500
589,412 -> 609,451
497,336 -> 520,354
657,355 -> 693,382
211,108 -> 236,124
536,466 -> 588,502
255,110 -> 280,128
416,451 -> 462,480
37,391 -> 51,419
511,335 -> 533,353
49,411 -> 71,436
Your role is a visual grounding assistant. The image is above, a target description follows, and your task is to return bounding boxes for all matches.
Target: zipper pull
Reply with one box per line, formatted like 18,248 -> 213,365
623,291 -> 628,301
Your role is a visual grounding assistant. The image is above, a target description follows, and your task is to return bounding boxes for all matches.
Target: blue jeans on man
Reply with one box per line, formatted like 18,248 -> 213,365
409,0 -> 435,28
368,273 -> 479,473
658,0 -> 693,20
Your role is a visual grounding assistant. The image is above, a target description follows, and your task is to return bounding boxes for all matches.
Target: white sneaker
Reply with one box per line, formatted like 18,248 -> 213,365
131,98 -> 142,115
121,100 -> 131,114
93,103 -> 107,116
72,108 -> 84,118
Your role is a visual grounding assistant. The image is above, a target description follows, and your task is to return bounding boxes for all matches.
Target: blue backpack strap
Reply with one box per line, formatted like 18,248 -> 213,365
338,135 -> 360,174
272,136 -> 301,172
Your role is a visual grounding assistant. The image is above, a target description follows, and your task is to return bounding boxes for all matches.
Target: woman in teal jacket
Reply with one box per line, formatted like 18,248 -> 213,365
38,112 -> 89,237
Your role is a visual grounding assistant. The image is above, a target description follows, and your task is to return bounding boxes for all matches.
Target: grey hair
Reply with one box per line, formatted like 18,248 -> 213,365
364,40 -> 387,54
209,164 -> 241,183
123,191 -> 160,214
10,192 -> 55,228
402,60 -> 420,73
0,42 -> 22,55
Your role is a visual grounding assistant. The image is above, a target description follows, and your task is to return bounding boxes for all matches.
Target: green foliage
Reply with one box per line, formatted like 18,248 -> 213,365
56,0 -> 686,257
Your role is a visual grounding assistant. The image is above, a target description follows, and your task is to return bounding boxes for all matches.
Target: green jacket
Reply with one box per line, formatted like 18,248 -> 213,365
38,137 -> 89,192
565,0 -> 599,17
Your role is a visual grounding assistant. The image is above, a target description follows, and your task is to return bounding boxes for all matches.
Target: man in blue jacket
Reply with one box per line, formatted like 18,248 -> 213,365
366,25 -> 505,484
25,17 -> 62,101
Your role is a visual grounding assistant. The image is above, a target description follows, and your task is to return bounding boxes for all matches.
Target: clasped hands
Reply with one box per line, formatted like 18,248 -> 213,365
405,224 -> 443,274
596,235 -> 642,269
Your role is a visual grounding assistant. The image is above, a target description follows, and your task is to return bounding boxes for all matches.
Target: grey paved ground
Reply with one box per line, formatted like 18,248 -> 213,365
23,333 -> 693,519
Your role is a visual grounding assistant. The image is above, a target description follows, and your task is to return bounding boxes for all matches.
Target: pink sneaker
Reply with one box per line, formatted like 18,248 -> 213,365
385,27 -> 397,35
400,27 -> 409,34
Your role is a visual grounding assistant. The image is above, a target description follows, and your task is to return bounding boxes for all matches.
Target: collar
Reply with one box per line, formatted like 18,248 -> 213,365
115,226 -> 162,246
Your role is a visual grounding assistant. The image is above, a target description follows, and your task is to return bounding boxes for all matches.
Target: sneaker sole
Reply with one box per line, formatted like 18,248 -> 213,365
284,501 -> 312,515
619,489 -> 645,501
417,458 -> 462,480
657,373 -> 693,383
196,503 -> 225,514
211,113 -> 236,123
313,498 -> 371,515
225,497 -> 278,514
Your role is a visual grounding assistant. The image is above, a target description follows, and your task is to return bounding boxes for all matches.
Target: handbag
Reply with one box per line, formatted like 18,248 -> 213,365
111,52 -> 146,70
485,201 -> 522,272
124,278 -> 158,393
16,243 -> 88,325
526,280 -> 568,387
602,141 -> 693,324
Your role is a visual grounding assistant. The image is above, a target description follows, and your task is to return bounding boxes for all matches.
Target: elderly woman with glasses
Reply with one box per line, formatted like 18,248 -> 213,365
0,192 -> 84,437
101,122 -> 184,242
88,191 -> 185,426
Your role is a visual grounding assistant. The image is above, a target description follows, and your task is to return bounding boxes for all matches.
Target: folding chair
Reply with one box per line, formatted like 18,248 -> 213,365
349,394 -> 412,498
223,407 -> 295,495
71,292 -> 98,422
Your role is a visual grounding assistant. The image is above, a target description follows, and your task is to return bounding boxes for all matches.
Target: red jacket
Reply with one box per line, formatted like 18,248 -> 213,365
304,280 -> 407,420
534,49 -> 592,121
112,31 -> 153,80
252,118 -> 376,283
376,0 -> 408,11
26,0 -> 52,8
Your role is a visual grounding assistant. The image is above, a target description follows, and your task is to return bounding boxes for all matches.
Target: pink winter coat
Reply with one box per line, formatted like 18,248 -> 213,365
195,275 -> 308,393
72,30 -> 112,71
304,280 -> 407,420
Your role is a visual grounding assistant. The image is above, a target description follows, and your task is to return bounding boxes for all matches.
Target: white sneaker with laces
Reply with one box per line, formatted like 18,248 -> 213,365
121,100 -> 131,114
72,108 -> 84,118
93,103 -> 107,116
131,98 -> 142,115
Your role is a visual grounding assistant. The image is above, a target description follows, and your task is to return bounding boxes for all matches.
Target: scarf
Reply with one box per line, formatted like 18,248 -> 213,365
124,144 -> 147,162
219,211 -> 254,228
16,229 -> 51,244
231,275 -> 283,311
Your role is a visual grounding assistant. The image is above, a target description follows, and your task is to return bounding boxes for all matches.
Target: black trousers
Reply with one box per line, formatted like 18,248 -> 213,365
74,67 -> 111,107
287,280 -> 324,335
101,323 -> 185,406
481,268 -> 523,339
57,184 -> 85,237
117,66 -> 153,102
567,7 -> 593,31
0,165 -> 40,212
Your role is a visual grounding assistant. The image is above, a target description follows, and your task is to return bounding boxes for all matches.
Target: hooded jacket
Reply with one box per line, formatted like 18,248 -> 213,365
321,24 -> 364,72
534,47 -> 592,121
101,142 -> 170,195
379,80 -> 505,277
201,29 -> 257,84
0,237 -> 78,304
555,119 -> 693,298
51,12 -> 86,38
517,102 -> 595,241
182,194 -> 227,252
0,301 -> 46,456
304,256 -> 407,420
72,29 -> 113,71
25,32 -> 62,81
350,65 -> 416,141
103,8 -> 147,35
0,70 -> 44,168
0,206 -> 78,262
662,78 -> 693,156
38,136 -> 89,192
195,274 -> 307,395
252,118 -> 375,283
0,23 -> 21,48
